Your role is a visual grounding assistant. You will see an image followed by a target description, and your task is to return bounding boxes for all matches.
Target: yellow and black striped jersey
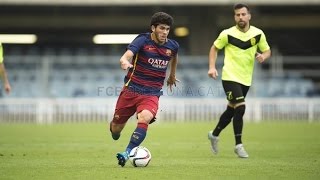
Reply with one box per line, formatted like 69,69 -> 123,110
214,26 -> 270,86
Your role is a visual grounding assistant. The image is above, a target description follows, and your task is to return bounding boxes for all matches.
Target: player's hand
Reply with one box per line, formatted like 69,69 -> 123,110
167,76 -> 180,92
208,68 -> 218,79
256,53 -> 265,63
120,60 -> 133,70
4,82 -> 11,94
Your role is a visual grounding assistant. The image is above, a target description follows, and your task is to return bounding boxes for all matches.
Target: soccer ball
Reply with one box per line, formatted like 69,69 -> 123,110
128,146 -> 152,167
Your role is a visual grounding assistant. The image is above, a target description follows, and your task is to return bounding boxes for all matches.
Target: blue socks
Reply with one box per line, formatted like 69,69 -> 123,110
125,123 -> 148,153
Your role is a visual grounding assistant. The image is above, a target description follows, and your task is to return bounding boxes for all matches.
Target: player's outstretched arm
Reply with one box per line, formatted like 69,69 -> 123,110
119,50 -> 134,70
0,63 -> 11,94
208,45 -> 219,79
167,54 -> 179,92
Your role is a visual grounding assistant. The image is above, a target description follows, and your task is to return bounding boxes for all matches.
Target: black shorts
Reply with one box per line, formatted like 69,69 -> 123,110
222,80 -> 250,103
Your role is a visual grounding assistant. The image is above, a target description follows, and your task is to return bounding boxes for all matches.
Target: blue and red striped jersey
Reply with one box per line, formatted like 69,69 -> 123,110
124,32 -> 179,96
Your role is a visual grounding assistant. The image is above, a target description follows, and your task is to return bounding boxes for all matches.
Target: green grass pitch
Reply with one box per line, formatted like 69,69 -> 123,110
0,121 -> 319,179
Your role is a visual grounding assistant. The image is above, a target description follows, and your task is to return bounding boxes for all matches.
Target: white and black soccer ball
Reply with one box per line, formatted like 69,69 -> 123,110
129,146 -> 152,167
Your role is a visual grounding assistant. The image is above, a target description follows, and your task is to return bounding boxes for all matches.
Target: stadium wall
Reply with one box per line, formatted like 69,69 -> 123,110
0,98 -> 319,123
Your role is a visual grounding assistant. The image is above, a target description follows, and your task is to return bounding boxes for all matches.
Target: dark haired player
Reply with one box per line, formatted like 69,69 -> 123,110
109,12 -> 180,166
208,4 -> 271,158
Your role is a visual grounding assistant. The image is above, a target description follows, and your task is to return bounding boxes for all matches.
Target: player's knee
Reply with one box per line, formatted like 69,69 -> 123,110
111,115 -> 128,133
137,110 -> 154,124
234,105 -> 246,116
112,114 -> 130,124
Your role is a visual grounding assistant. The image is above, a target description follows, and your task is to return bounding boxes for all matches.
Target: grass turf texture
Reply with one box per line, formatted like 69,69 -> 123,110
0,122 -> 319,179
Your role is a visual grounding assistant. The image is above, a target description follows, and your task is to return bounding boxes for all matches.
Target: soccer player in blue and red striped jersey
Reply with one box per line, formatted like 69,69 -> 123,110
109,12 -> 180,167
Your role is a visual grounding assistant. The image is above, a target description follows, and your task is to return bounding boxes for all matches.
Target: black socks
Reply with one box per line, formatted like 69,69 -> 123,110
233,105 -> 245,145
212,106 -> 235,136
212,104 -> 246,145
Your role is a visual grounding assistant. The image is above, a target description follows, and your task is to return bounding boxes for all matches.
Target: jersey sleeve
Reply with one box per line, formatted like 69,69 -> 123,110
127,34 -> 147,54
170,39 -> 180,56
213,30 -> 228,50
258,31 -> 270,52
0,42 -> 3,63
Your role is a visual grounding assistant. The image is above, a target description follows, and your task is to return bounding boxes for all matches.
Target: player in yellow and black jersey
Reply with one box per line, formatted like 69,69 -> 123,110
207,3 -> 271,158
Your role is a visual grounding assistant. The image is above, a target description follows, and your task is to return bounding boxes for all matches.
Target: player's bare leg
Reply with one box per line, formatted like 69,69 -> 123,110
137,110 -> 154,124
109,121 -> 126,140
111,121 -> 129,167
137,114 -> 157,124
117,110 -> 153,167
124,110 -> 152,153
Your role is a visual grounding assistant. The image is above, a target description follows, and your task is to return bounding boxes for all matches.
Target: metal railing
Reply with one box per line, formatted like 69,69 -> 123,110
0,97 -> 319,123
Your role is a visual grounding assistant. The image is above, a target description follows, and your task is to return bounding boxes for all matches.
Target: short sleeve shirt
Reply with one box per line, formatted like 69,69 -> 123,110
124,33 -> 179,96
214,26 -> 270,86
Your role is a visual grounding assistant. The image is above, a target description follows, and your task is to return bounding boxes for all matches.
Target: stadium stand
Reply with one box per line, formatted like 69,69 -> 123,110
2,46 -> 318,98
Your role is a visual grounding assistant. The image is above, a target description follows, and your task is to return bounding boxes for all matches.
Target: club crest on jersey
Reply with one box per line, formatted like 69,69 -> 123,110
148,58 -> 168,69
166,49 -> 172,56
250,38 -> 256,46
